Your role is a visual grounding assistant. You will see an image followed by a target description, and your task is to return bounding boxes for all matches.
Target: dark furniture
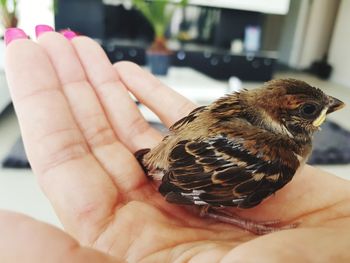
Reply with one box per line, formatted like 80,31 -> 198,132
55,0 -> 277,81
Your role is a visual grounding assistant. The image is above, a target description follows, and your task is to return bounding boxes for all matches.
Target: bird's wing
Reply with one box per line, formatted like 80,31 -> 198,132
169,106 -> 206,131
159,135 -> 299,208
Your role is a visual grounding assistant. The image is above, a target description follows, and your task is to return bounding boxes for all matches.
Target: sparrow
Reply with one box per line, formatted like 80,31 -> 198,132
135,78 -> 345,234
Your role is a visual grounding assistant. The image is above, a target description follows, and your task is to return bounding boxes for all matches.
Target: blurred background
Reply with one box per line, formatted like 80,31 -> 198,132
0,0 -> 349,227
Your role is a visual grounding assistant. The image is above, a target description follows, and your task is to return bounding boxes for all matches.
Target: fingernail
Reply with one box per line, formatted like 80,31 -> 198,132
60,29 -> 77,40
35,24 -> 54,38
4,28 -> 28,46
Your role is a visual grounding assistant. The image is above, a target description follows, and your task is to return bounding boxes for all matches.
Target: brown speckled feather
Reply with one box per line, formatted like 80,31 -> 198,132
170,106 -> 206,131
159,126 -> 300,208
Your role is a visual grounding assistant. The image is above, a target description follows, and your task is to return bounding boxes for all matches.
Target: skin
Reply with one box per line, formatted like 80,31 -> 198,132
3,32 -> 350,263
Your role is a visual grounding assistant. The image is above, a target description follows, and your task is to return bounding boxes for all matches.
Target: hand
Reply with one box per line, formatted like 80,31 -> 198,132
3,30 -> 350,262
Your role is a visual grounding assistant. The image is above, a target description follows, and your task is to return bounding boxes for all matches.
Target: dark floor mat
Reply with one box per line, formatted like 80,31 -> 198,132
308,121 -> 350,165
2,137 -> 30,168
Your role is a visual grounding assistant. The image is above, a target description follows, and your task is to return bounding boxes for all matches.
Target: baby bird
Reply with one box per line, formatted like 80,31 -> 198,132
136,79 -> 345,234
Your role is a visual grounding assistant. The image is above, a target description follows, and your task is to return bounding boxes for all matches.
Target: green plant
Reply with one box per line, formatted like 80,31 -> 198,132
52,0 -> 58,14
132,0 -> 188,52
0,0 -> 18,28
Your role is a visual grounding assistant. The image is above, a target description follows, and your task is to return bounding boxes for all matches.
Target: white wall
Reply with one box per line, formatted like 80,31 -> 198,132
329,0 -> 350,88
278,0 -> 339,69
0,1 -> 54,69
18,0 -> 55,39
298,0 -> 339,68
278,0 -> 310,67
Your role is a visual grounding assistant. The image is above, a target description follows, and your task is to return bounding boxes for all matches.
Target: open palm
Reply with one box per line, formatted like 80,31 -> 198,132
3,32 -> 350,263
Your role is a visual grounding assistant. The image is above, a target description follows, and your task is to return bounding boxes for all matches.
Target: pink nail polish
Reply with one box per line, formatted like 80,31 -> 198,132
60,29 -> 77,40
35,24 -> 54,38
4,28 -> 28,46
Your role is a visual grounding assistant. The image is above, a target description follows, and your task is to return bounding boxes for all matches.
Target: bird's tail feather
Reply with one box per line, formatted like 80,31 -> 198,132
134,148 -> 150,175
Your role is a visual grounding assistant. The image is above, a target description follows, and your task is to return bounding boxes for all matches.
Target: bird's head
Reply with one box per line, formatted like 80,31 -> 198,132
239,79 -> 345,140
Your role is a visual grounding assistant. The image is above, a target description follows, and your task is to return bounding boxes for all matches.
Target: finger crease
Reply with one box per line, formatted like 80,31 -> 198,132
84,125 -> 116,149
16,87 -> 61,104
124,117 -> 152,142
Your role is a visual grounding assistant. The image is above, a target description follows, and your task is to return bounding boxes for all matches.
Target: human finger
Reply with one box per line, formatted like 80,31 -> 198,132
0,210 -> 118,263
37,29 -> 147,192
222,225 -> 350,263
71,36 -> 162,152
5,32 -> 117,240
114,61 -> 197,128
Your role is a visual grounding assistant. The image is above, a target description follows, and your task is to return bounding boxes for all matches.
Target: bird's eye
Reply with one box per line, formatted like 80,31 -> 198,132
300,103 -> 318,117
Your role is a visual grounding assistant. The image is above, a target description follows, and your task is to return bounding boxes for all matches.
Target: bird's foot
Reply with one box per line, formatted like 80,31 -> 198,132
200,206 -> 298,235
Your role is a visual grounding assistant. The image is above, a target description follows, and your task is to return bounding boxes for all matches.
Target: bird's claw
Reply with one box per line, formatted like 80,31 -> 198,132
201,206 -> 299,235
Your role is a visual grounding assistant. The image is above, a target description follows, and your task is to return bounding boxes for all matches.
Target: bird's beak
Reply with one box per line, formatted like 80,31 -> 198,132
327,96 -> 345,114
313,108 -> 327,127
313,97 -> 345,127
